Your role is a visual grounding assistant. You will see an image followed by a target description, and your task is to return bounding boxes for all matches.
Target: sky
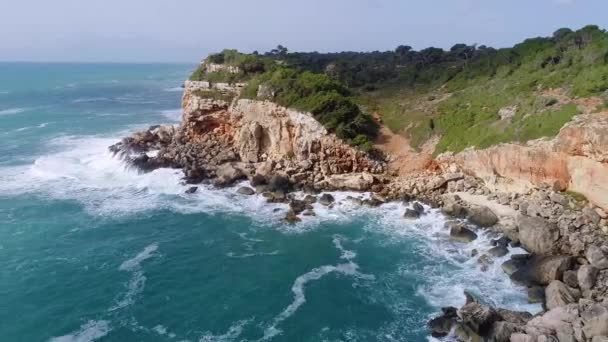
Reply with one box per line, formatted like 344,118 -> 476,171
0,0 -> 606,62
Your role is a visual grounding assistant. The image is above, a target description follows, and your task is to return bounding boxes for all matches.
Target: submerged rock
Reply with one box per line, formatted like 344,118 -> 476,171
403,208 -> 420,219
319,193 -> 335,206
185,186 -> 198,194
237,186 -> 255,195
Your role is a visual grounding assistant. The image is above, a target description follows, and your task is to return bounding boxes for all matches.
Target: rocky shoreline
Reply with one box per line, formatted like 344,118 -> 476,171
109,78 -> 608,341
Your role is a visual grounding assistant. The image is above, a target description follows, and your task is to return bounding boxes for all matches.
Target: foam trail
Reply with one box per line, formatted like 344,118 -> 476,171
160,109 -> 182,122
0,107 -> 27,116
262,236 -> 374,340
164,87 -> 183,92
119,243 -> 158,271
199,319 -> 251,342
111,244 -> 158,311
49,320 -> 111,342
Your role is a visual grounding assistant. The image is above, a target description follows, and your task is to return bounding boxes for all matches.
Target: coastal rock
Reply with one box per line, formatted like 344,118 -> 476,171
458,301 -> 500,334
517,214 -> 560,255
318,193 -> 335,206
527,286 -> 546,304
562,270 -> 579,288
320,173 -> 375,191
215,163 -> 246,186
450,225 -> 478,243
510,255 -> 573,286
545,281 -> 581,310
185,186 -> 198,194
489,246 -> 509,258
403,209 -> 420,219
467,205 -> 499,227
237,186 -> 255,195
587,245 -> 608,270
578,265 -> 599,290
581,303 -> 608,337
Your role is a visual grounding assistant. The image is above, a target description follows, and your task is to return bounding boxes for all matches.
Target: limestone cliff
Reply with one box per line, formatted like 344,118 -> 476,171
437,113 -> 608,210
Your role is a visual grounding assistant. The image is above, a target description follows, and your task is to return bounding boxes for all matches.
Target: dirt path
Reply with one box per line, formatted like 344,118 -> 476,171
373,113 -> 435,176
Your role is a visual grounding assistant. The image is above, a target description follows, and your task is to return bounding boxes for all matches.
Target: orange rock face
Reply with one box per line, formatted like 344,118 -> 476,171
443,113 -> 608,210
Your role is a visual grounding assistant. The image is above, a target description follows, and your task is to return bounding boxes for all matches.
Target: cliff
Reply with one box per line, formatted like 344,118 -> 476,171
437,112 -> 608,211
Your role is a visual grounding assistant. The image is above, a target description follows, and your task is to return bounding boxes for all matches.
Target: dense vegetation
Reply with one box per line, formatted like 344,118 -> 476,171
191,25 -> 608,154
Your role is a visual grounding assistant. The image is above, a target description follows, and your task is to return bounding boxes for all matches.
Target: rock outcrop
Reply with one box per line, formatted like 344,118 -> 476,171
440,113 -> 608,211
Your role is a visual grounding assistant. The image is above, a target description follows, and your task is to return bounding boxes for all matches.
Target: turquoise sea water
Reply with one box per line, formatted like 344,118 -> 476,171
0,63 -> 540,342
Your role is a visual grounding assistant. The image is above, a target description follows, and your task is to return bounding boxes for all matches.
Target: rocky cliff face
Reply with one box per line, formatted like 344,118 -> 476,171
439,113 -> 608,210
111,78 -> 385,194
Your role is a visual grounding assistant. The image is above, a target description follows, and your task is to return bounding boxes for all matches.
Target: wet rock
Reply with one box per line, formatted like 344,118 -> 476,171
185,186 -> 198,194
412,202 -> 425,215
488,246 -> 509,258
267,174 -> 290,193
458,301 -> 500,334
510,255 -> 573,286
450,225 -> 478,243
496,308 -> 533,325
250,174 -> 267,186
289,199 -> 307,214
586,245 -> 608,270
403,209 -> 420,219
467,205 -> 499,227
318,193 -> 335,206
237,186 -> 255,195
502,259 -> 526,275
527,286 -> 545,304
302,209 -> 316,216
478,254 -> 493,271
578,265 -> 599,291
303,195 -> 317,204
284,210 -> 301,224
545,280 -> 581,310
362,197 -> 384,207
427,315 -> 454,337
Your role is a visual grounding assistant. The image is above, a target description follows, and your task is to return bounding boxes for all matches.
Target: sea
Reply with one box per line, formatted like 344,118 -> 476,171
0,62 -> 541,342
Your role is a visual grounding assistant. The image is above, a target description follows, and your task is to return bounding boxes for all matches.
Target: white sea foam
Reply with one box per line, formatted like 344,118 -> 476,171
199,319 -> 251,342
226,250 -> 279,258
119,243 -> 159,271
49,320 -> 111,342
0,107 -> 27,116
161,109 -> 182,122
164,86 -> 184,92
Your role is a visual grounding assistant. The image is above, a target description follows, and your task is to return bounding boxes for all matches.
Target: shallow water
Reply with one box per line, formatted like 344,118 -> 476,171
0,63 -> 540,342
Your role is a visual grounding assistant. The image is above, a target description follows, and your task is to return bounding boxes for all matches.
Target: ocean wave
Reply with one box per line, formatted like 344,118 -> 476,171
72,97 -> 112,104
0,107 -> 28,116
262,236 -> 374,340
49,320 -> 111,342
160,109 -> 182,122
164,86 -> 183,92
119,243 -> 159,271
199,319 -> 251,342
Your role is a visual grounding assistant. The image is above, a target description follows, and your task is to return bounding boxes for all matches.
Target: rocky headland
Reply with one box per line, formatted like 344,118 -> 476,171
110,60 -> 608,341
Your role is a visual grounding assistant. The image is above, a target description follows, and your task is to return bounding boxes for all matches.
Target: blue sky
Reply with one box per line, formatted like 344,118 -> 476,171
0,0 -> 605,62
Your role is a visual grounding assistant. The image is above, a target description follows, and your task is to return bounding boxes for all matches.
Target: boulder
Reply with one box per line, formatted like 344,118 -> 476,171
412,202 -> 425,215
215,163 -> 246,186
320,173 -> 375,191
502,259 -> 526,276
403,209 -> 420,219
496,308 -> 533,325
318,193 -> 335,206
550,192 -> 569,206
581,303 -> 608,337
289,199 -> 307,214
545,281 -> 581,310
303,195 -> 317,204
488,246 -> 509,258
427,315 -> 454,337
517,214 -> 560,255
562,270 -> 579,288
250,174 -> 267,186
442,195 -> 468,217
454,323 -> 484,342
458,301 -> 500,334
586,245 -> 608,270
510,255 -> 573,286
267,174 -> 290,193
284,210 -> 301,224
237,187 -> 255,195
450,225 -> 478,243
185,186 -> 198,194
577,264 -> 599,291
467,206 -> 499,227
